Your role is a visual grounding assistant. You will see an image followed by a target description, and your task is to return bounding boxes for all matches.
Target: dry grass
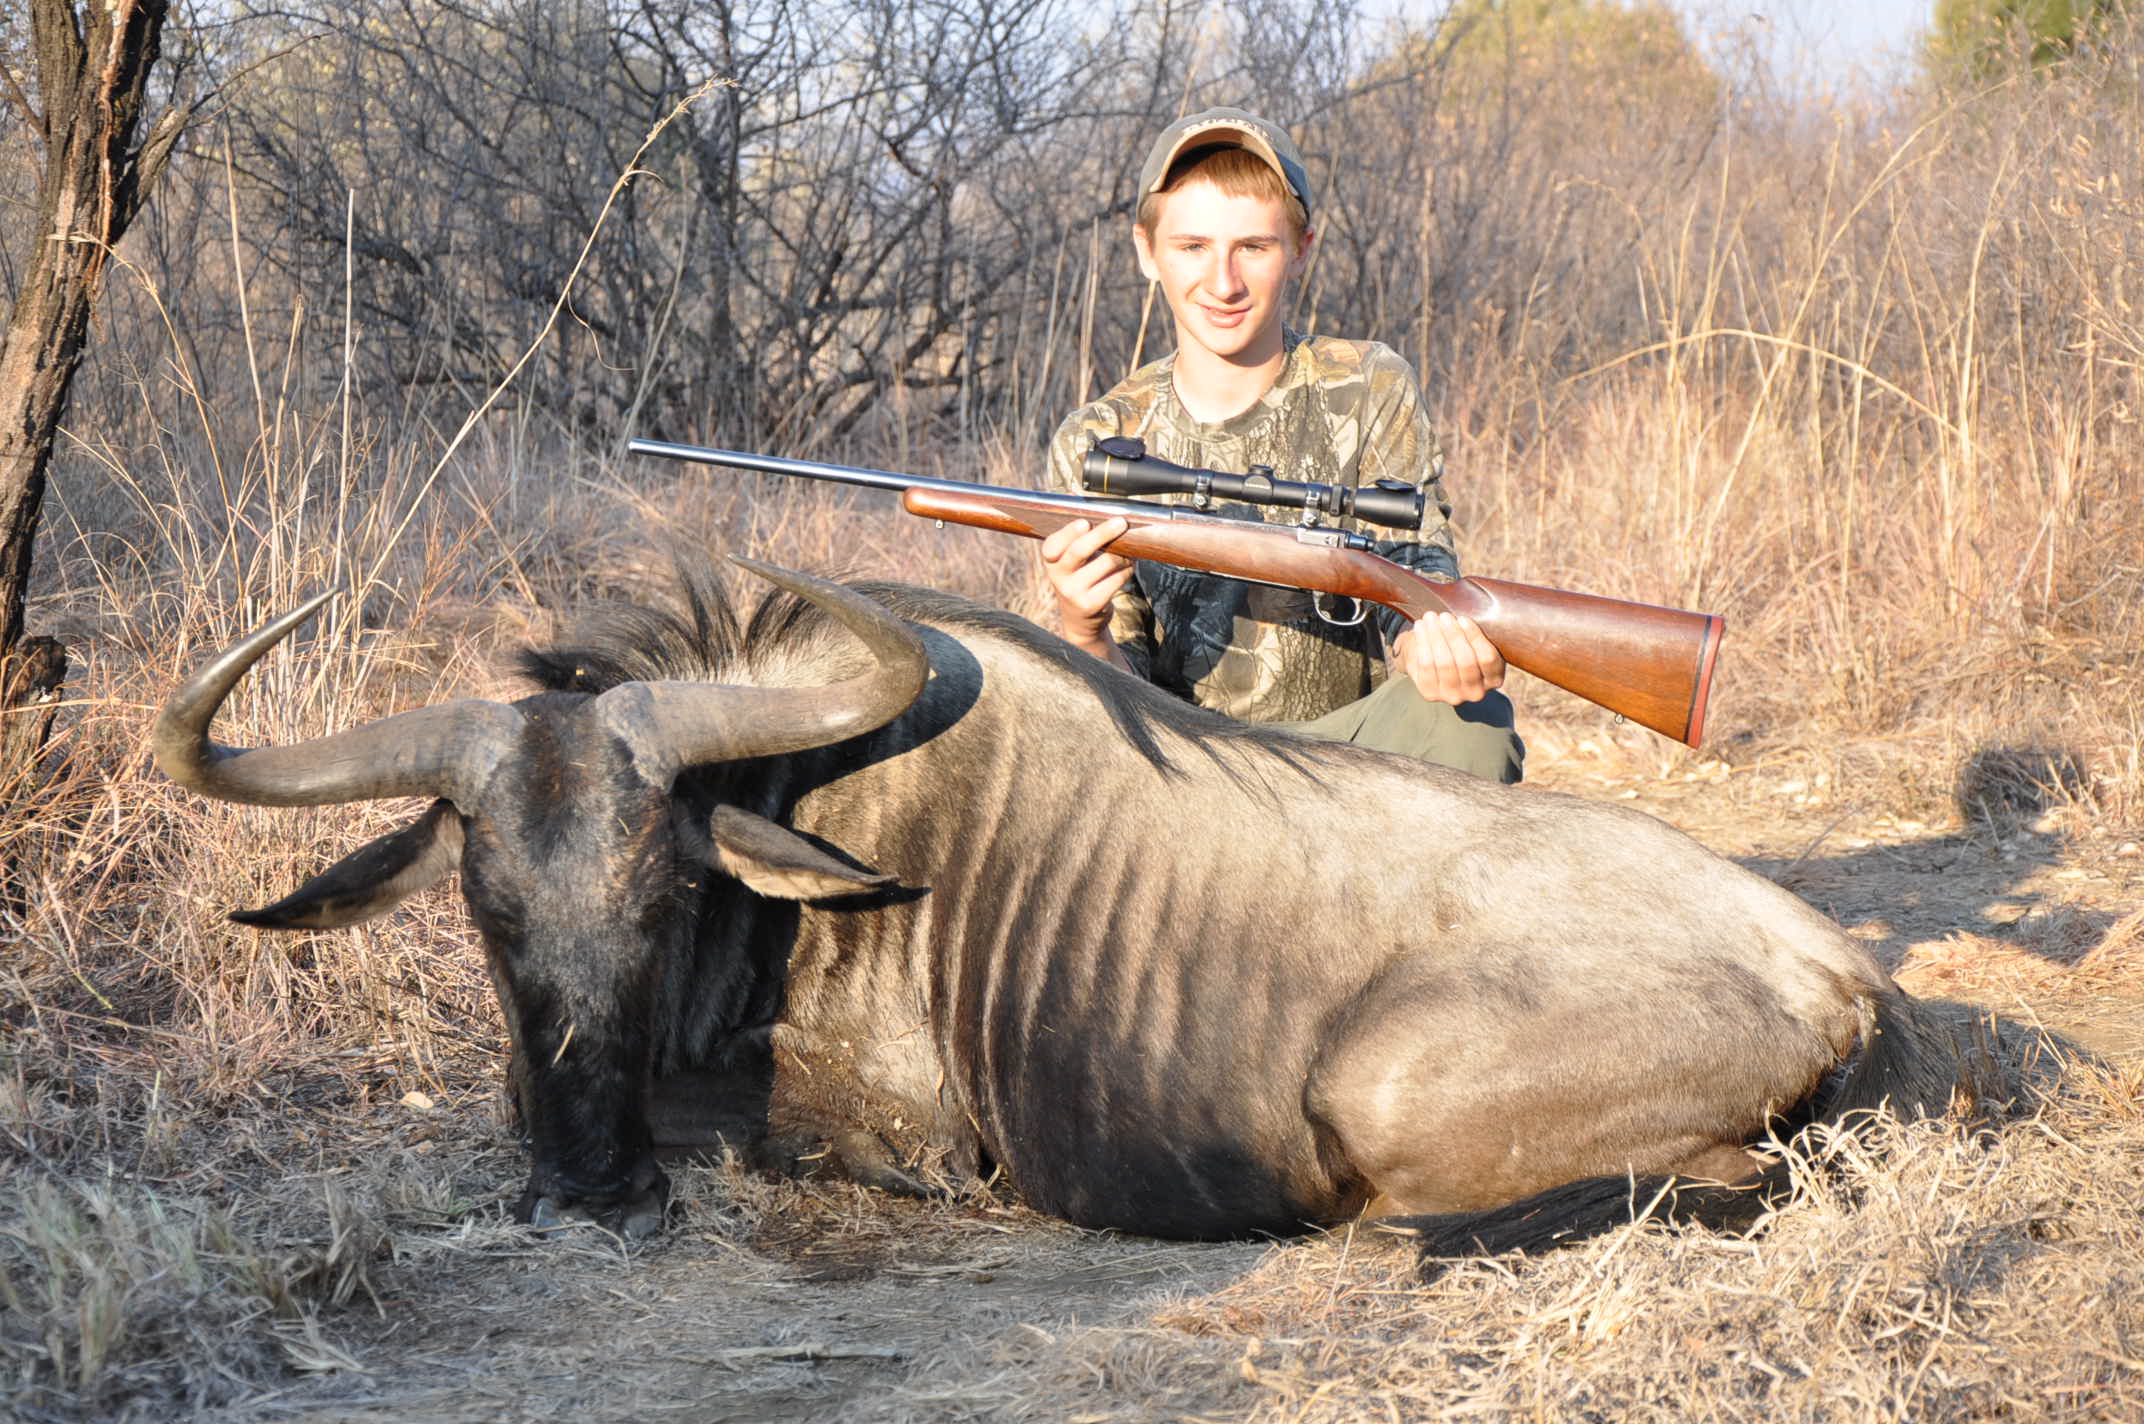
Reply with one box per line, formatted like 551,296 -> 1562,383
891,1064 -> 2144,1422
5,21 -> 2144,1424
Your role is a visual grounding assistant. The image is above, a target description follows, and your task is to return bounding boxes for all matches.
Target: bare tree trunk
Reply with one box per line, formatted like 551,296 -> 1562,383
0,0 -> 183,774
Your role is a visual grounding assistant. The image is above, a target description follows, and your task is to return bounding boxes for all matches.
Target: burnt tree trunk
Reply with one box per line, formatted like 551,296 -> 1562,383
0,1 -> 183,782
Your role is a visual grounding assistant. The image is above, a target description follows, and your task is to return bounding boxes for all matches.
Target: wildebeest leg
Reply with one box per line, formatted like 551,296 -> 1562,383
645,1067 -> 772,1153
642,1021 -> 775,1156
1303,953 -> 1827,1218
760,1127 -> 940,1198
759,1023 -> 946,1197
1354,1141 -> 1767,1220
518,1153 -> 670,1240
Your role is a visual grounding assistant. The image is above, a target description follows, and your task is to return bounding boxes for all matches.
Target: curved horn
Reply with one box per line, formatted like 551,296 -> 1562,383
153,593 -> 524,808
600,557 -> 930,777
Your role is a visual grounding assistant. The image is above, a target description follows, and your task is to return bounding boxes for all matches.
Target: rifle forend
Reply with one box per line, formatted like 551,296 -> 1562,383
899,485 -> 1723,748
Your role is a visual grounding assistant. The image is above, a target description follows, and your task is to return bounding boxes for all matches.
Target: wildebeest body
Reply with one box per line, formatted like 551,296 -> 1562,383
157,561 -> 1965,1250
759,634 -> 1888,1236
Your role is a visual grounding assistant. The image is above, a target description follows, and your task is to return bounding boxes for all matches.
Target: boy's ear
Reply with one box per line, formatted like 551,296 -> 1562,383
1290,224 -> 1317,275
1132,224 -> 1160,282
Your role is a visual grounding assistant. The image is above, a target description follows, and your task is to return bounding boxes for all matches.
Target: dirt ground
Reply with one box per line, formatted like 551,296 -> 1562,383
189,737 -> 2144,1424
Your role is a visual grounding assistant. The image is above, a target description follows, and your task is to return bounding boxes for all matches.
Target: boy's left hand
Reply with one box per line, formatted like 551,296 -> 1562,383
1394,613 -> 1505,706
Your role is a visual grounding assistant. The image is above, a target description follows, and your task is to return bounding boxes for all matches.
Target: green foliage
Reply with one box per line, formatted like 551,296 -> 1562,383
1436,0 -> 1720,112
1929,0 -> 2132,76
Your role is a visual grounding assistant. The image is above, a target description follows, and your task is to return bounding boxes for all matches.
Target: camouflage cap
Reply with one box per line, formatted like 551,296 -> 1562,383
1137,107 -> 1313,222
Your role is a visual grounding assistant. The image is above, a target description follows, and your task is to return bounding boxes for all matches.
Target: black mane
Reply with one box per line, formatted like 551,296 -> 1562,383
520,556 -> 1324,779
515,558 -> 752,692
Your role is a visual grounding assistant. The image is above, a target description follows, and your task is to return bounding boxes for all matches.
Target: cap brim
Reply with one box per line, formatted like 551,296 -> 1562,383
1145,123 -> 1290,196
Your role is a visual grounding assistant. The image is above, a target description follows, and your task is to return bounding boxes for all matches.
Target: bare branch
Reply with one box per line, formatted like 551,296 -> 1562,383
0,57 -> 38,136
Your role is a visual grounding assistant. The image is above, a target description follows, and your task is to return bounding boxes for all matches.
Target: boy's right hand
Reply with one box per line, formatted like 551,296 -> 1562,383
1039,517 -> 1134,666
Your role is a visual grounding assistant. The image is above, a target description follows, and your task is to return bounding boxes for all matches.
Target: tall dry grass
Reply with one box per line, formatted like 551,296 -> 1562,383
1409,40 -> 2143,827
4,16 -> 2143,1419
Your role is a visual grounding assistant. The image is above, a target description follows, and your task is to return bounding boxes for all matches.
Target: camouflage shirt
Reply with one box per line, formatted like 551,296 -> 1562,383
1046,331 -> 1460,723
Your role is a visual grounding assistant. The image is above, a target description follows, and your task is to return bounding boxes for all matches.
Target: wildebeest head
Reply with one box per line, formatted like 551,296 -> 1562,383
152,559 -> 929,1236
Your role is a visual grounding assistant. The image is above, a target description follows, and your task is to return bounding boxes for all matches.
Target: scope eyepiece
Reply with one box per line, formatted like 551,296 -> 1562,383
1080,437 -> 1425,531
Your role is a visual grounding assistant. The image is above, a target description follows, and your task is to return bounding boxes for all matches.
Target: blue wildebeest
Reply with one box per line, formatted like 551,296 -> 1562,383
154,558 -> 1972,1258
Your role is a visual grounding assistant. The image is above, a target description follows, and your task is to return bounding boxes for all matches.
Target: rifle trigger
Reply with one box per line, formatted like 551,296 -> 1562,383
1313,592 -> 1367,627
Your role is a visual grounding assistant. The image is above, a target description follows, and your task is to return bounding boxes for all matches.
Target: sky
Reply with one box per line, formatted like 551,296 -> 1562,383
1667,0 -> 1938,86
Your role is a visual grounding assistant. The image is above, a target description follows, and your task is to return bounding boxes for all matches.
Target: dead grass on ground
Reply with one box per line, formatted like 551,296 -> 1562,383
897,1061 -> 2144,1422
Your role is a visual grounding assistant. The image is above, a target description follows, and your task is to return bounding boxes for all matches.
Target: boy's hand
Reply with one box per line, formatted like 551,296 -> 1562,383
1394,613 -> 1505,706
1039,517 -> 1134,667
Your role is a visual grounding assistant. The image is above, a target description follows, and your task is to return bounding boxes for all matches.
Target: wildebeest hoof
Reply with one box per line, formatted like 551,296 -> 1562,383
524,1195 -> 583,1232
521,1187 -> 668,1241
516,1159 -> 670,1240
833,1130 -> 941,1199
760,1129 -> 944,1198
615,1188 -> 668,1239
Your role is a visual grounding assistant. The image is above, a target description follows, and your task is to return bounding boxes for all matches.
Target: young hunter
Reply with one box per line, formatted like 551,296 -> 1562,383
1040,109 -> 1524,782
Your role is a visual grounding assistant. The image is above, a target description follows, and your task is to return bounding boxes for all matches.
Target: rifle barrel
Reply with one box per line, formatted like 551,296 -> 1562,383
629,438 -> 964,498
626,438 -> 1306,529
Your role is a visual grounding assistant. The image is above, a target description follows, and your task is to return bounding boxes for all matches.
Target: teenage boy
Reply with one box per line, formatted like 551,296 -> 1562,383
1039,108 -> 1524,782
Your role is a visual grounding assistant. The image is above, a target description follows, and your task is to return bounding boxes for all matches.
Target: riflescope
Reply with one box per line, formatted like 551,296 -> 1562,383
1080,436 -> 1426,531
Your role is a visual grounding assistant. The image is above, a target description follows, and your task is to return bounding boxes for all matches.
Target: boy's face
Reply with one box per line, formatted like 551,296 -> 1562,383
1134,178 -> 1310,366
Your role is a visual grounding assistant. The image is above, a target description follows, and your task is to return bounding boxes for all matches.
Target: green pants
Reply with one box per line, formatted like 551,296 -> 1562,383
1285,678 -> 1525,784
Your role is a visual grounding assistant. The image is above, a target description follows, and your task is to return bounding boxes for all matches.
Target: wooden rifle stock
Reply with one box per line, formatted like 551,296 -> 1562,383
902,485 -> 1724,747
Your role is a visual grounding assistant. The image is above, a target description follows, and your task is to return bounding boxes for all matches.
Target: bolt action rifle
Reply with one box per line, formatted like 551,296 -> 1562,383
628,437 -> 1724,747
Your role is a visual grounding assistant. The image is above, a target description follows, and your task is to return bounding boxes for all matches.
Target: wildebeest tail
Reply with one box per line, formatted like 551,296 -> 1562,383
1805,986 -> 1981,1126
1384,1159 -> 1795,1267
1387,989 -> 1984,1270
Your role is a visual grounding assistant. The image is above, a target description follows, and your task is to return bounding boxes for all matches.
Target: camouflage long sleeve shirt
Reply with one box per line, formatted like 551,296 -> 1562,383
1046,332 -> 1460,723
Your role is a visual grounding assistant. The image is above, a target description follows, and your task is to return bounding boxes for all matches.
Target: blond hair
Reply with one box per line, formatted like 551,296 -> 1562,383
1136,145 -> 1310,247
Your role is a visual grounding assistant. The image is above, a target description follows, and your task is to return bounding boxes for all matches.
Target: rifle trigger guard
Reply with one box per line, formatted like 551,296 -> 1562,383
1312,592 -> 1366,627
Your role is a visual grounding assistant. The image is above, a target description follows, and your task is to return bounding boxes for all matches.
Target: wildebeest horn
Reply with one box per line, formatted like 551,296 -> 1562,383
597,557 -> 930,775
153,592 -> 525,808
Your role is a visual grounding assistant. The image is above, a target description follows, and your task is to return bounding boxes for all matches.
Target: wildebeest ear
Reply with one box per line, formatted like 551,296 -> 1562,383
231,801 -> 464,930
705,805 -> 892,901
